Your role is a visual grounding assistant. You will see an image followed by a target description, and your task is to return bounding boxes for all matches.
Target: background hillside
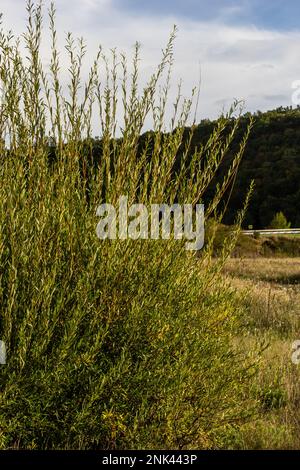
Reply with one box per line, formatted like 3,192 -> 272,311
197,106 -> 300,229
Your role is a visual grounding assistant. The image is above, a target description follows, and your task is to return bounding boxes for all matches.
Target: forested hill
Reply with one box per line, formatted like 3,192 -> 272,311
193,106 -> 300,229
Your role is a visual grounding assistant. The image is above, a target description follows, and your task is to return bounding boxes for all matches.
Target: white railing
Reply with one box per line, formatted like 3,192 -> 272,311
242,228 -> 300,235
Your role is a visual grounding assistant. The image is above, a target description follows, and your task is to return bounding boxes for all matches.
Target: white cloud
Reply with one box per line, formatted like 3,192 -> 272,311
1,0 -> 299,132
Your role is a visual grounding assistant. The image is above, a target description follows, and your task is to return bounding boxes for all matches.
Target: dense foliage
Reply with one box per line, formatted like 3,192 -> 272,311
0,1 -> 258,450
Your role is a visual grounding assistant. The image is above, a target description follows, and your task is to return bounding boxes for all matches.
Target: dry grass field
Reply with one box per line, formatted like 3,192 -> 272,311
222,258 -> 300,449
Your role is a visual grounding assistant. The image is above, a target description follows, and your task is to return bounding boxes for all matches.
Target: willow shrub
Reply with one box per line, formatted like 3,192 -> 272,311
0,1 -> 257,449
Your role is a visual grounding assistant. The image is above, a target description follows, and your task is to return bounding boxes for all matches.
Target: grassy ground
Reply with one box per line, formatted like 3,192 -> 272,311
222,257 -> 300,449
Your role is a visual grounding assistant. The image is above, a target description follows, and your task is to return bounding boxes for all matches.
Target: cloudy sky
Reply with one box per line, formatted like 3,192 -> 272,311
1,0 -> 300,128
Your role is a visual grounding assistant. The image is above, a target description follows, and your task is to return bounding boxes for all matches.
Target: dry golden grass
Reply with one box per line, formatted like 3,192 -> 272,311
222,257 -> 300,449
224,257 -> 300,284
